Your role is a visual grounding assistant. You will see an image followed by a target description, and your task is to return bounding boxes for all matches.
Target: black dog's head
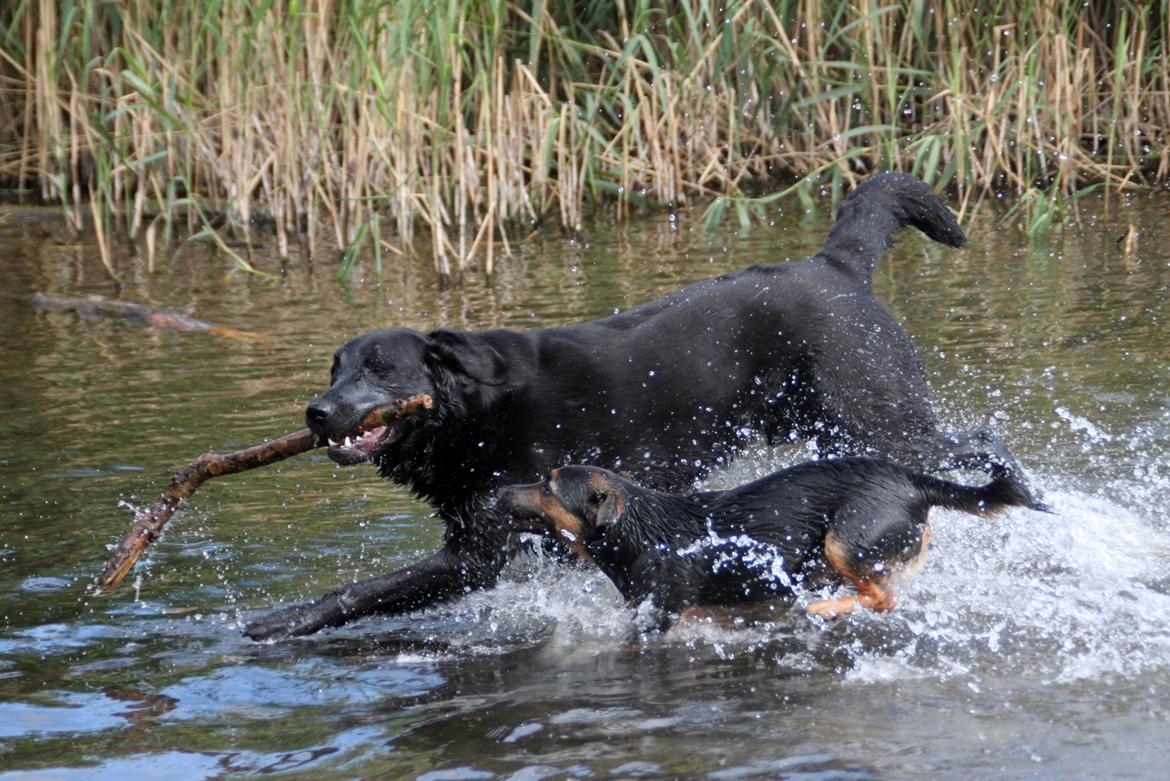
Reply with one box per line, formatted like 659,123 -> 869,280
306,327 -> 508,467
496,466 -> 632,555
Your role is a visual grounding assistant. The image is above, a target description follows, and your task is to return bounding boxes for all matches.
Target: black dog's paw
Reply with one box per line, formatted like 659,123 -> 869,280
243,603 -> 327,641
242,612 -> 294,642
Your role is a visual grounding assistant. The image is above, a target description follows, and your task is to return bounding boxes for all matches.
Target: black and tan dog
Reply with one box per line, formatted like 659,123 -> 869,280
245,173 -> 1040,641
498,458 -> 1034,630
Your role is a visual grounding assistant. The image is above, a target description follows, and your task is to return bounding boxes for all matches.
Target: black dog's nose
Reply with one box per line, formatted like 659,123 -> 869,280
305,398 -> 336,428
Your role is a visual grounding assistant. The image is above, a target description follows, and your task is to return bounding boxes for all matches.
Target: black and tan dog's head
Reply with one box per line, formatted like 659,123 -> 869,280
305,327 -> 508,466
496,466 -> 631,558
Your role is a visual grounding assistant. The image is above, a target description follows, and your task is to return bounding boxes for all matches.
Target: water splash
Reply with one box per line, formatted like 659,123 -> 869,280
408,414 -> 1170,688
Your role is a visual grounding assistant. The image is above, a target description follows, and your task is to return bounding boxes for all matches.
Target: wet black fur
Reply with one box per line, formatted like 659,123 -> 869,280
499,459 -> 1034,630
243,172 -> 1035,641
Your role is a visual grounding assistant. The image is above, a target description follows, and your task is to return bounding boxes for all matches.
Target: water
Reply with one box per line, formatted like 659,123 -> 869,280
1,196 -> 1168,779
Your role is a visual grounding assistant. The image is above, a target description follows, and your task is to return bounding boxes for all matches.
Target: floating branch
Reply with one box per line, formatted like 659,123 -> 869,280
99,393 -> 434,592
32,293 -> 265,342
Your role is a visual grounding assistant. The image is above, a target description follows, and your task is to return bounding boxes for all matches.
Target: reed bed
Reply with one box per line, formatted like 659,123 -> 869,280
0,1 -> 1166,276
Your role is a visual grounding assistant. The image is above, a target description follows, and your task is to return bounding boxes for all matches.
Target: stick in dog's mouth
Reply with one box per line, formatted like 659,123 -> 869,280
99,393 -> 435,592
325,425 -> 396,465
325,395 -> 434,466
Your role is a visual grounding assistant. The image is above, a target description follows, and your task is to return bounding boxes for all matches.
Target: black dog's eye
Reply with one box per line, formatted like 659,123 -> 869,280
366,350 -> 394,374
361,343 -> 397,374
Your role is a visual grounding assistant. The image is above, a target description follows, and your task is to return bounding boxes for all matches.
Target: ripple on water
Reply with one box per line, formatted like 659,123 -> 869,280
417,768 -> 495,781
0,622 -> 120,655
0,691 -> 128,740
708,754 -> 879,781
0,747 -> 339,781
157,658 -> 445,721
501,722 -> 544,743
20,575 -> 72,592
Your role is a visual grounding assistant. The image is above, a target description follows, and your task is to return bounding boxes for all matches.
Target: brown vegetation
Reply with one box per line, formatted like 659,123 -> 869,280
1,1 -> 1166,275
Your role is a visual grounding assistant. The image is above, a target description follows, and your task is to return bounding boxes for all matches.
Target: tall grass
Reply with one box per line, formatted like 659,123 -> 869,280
0,1 -> 1166,276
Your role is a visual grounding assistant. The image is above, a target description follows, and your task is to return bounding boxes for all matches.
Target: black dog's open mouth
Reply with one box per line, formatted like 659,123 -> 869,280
321,393 -> 435,467
326,425 -> 397,466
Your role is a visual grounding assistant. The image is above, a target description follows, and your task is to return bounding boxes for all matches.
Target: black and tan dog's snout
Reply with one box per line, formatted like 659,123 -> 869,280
497,472 -> 603,563
498,466 -> 634,568
495,482 -> 551,534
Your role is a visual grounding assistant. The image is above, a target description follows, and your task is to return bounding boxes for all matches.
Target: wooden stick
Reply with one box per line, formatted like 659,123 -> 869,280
99,393 -> 434,592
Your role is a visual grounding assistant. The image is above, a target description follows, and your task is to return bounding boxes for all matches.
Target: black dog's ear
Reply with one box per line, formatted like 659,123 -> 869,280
425,329 -> 507,387
595,493 -> 625,527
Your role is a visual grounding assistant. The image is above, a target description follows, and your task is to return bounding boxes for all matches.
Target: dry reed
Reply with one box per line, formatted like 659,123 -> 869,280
0,1 -> 1166,276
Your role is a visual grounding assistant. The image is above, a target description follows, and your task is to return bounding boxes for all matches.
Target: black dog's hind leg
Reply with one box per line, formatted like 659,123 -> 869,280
244,544 -> 505,641
907,425 -> 1017,474
903,426 -> 1048,511
811,388 -> 1046,511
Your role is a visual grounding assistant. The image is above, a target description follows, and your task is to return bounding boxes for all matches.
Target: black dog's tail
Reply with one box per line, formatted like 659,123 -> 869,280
820,172 -> 965,281
913,472 -> 1036,518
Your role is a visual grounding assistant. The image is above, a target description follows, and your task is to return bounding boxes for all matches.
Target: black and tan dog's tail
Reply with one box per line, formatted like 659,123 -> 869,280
820,172 -> 965,281
914,471 -> 1038,517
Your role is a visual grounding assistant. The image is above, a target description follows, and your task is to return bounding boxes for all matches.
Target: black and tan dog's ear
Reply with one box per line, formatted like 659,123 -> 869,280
425,329 -> 508,387
595,493 -> 625,527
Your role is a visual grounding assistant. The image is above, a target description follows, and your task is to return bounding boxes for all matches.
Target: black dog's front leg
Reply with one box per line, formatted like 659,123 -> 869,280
243,544 -> 502,641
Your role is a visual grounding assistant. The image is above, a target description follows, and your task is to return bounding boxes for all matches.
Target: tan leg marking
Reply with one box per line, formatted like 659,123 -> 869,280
899,525 -> 932,580
805,594 -> 860,619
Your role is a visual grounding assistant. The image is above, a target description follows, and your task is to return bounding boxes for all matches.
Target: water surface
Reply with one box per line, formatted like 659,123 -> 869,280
1,196 -> 1168,779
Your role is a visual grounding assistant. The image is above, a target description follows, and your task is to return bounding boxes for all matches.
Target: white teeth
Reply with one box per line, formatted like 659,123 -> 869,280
344,436 -> 353,447
328,438 -> 339,447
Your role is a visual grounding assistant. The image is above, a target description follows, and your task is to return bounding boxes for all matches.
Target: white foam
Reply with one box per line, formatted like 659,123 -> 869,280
901,485 -> 1170,683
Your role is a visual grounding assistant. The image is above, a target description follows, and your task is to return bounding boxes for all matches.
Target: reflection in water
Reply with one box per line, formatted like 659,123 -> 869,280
0,197 -> 1168,778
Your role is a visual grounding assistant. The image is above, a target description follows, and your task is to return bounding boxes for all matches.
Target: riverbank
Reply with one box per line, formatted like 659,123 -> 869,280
2,1 -> 1166,274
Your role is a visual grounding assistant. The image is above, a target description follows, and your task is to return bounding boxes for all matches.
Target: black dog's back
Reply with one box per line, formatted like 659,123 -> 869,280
484,174 -> 983,492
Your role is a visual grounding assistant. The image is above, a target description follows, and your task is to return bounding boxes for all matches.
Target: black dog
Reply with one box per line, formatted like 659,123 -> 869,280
498,459 -> 1034,630
244,173 -> 1037,641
